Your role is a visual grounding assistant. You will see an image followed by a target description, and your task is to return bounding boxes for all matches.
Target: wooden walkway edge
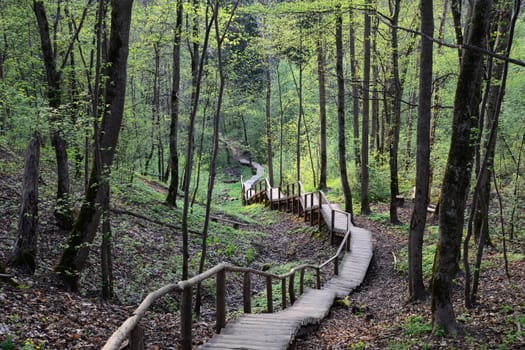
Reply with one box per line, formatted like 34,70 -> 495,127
199,198 -> 373,349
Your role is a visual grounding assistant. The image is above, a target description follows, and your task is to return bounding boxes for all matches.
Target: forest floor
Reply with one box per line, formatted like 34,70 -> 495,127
1,146 -> 524,349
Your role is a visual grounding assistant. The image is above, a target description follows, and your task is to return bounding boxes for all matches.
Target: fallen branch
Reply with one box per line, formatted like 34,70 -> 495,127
111,207 -> 202,235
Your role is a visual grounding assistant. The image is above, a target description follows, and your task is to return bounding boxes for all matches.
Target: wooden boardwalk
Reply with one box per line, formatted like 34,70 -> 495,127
199,180 -> 373,349
200,221 -> 372,349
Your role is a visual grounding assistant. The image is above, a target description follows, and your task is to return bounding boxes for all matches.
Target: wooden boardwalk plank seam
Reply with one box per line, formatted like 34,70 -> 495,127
200,183 -> 373,349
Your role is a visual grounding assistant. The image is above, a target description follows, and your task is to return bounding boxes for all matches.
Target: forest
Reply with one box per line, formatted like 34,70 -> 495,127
0,0 -> 524,349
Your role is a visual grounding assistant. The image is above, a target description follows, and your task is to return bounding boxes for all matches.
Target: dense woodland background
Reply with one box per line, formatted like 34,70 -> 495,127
0,0 -> 524,348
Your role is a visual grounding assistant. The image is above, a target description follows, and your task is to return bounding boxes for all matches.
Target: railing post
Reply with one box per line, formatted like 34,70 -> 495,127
318,193 -> 322,230
243,271 -> 251,314
266,276 -> 273,313
316,267 -> 321,289
334,257 -> 339,276
180,285 -> 192,350
216,269 -> 226,333
289,272 -> 296,305
281,279 -> 287,309
299,269 -> 305,295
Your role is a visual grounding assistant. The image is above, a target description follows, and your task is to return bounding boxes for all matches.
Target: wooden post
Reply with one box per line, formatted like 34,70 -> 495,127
289,272 -> 296,305
243,271 -> 251,313
299,269 -> 305,295
266,275 -> 273,313
316,267 -> 321,289
216,269 -> 226,333
180,286 -> 192,350
318,196 -> 322,230
129,325 -> 145,350
346,233 -> 351,251
334,257 -> 339,276
281,279 -> 287,309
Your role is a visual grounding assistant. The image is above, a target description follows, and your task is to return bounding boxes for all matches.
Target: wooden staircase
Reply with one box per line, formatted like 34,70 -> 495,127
103,175 -> 373,350
198,179 -> 373,349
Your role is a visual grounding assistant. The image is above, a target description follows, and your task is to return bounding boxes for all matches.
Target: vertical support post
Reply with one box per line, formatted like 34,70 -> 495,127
243,271 -> 251,313
281,279 -> 287,309
216,269 -> 226,333
180,285 -> 192,350
299,269 -> 305,295
334,256 -> 339,276
316,267 -> 321,289
266,275 -> 273,313
318,194 -> 322,230
289,272 -> 296,305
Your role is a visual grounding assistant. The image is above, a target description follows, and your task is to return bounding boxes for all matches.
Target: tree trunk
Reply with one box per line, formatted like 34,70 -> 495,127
335,11 -> 353,215
195,0 -> 237,317
349,9 -> 361,170
431,0 -> 491,334
166,0 -> 182,207
101,181 -> 114,300
33,0 -> 73,230
265,54 -> 274,187
9,134 -> 41,273
361,0 -> 372,215
181,1 -> 213,280
55,0 -> 133,290
408,0 -> 433,301
388,0 -> 402,225
317,21 -> 327,190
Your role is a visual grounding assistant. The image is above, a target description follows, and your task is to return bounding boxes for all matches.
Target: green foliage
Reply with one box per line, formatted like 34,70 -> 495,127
402,315 -> 432,336
0,336 -> 16,350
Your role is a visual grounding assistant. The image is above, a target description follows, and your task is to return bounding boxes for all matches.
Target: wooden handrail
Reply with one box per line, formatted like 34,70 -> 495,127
104,183 -> 354,350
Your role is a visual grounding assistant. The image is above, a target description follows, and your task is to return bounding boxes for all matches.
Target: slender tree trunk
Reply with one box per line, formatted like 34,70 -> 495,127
317,20 -> 327,190
181,1 -> 213,280
265,54 -> 274,187
431,0 -> 491,334
166,0 -> 183,207
195,0 -> 238,318
277,63 -> 285,186
101,181 -> 114,300
388,0 -> 402,225
296,62 -> 303,182
361,0 -> 372,215
408,0 -> 433,301
9,134 -> 41,273
336,10 -> 353,215
33,0 -> 73,229
56,0 -> 133,290
349,10 -> 361,170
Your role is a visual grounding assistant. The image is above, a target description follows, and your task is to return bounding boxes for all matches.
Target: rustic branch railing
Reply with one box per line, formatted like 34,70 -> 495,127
104,180 -> 352,350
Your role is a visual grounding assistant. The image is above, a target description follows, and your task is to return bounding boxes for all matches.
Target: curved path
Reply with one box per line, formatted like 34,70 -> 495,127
199,175 -> 373,349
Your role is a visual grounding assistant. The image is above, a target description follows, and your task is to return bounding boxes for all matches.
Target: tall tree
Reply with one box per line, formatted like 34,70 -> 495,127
336,9 -> 353,215
387,0 -> 402,225
180,0 -> 214,280
408,0 -> 433,301
33,0 -> 74,229
56,0 -> 134,290
8,134 -> 41,273
317,14 -> 327,190
361,0 -> 372,215
431,0 -> 492,334
265,53 -> 274,187
166,0 -> 183,207
349,9 -> 361,171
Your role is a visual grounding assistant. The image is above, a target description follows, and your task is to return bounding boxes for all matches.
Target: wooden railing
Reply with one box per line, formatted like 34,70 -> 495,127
103,181 -> 353,350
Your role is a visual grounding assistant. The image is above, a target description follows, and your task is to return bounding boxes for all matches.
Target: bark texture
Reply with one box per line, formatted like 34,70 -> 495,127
56,0 -> 133,290
336,11 -> 353,215
408,0 -> 433,301
431,0 -> 492,334
9,134 -> 41,273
